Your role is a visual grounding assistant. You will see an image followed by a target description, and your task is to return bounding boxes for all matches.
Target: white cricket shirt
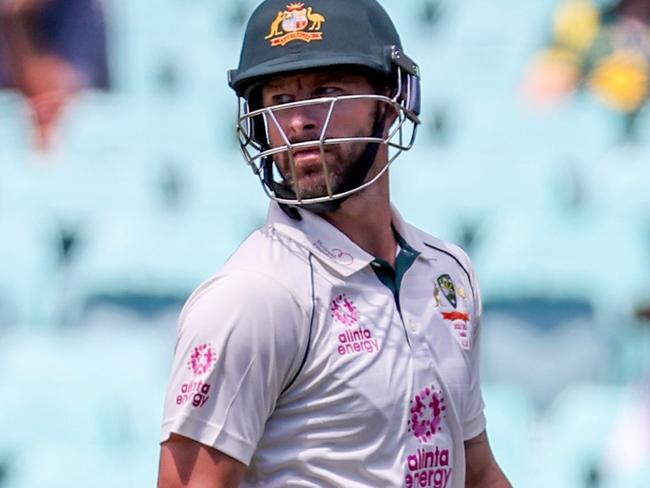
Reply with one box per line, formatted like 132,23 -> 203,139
161,202 -> 486,488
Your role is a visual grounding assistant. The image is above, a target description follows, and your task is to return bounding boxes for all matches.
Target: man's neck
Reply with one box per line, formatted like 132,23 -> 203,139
320,178 -> 397,267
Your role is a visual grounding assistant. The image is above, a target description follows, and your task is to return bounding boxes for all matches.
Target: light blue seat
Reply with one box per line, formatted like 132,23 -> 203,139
473,208 -> 645,405
8,442 -> 157,488
0,325 -> 172,487
68,197 -> 263,326
482,382 -> 536,487
0,92 -> 32,154
0,215 -> 54,326
537,384 -> 629,488
480,297 -> 610,409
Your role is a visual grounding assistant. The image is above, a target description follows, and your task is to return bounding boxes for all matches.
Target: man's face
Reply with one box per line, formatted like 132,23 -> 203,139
260,70 -> 388,200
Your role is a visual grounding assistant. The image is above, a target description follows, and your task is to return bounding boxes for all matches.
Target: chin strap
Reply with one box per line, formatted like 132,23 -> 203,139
264,111 -> 388,218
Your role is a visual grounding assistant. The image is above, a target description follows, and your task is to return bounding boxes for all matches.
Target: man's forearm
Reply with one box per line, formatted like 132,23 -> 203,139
466,461 -> 511,488
465,431 -> 512,488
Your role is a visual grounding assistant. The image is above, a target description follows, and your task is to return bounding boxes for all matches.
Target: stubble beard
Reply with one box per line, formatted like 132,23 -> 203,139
276,137 -> 373,200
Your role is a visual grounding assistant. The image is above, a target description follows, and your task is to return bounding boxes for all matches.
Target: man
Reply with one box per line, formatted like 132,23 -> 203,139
158,0 -> 510,486
0,0 -> 109,149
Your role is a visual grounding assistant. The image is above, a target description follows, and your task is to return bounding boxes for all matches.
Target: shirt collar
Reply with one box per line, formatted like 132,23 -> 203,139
266,203 -> 374,277
265,202 -> 437,277
389,204 -> 440,261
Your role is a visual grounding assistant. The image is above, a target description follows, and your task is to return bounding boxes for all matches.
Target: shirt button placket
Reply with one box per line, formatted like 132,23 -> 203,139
408,319 -> 418,333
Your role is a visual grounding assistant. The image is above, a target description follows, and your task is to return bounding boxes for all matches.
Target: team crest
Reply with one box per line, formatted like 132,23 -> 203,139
265,2 -> 326,47
436,274 -> 457,308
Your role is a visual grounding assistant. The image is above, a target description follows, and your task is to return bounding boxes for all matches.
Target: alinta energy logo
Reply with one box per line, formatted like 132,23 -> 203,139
408,384 -> 446,443
331,294 -> 380,356
405,384 -> 452,488
331,294 -> 359,326
187,343 -> 217,376
176,343 -> 216,409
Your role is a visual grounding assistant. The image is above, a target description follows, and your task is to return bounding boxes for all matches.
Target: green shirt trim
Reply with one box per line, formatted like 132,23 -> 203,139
370,233 -> 420,313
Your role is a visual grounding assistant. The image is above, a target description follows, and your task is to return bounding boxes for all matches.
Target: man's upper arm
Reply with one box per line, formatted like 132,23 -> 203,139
464,431 -> 511,488
159,270 -> 308,468
158,434 -> 247,488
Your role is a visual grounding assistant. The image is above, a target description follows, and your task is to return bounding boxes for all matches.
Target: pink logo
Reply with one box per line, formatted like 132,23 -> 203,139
187,344 -> 217,376
409,385 -> 446,443
330,294 -> 359,326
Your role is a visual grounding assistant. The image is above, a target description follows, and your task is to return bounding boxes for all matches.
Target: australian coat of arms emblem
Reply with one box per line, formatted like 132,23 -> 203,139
265,2 -> 326,47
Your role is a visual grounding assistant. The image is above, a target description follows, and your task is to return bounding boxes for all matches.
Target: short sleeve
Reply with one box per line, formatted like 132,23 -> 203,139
463,263 -> 487,441
160,270 -> 309,465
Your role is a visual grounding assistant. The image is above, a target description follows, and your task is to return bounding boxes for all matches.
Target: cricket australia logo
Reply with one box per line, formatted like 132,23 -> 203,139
436,274 -> 457,308
265,2 -> 326,47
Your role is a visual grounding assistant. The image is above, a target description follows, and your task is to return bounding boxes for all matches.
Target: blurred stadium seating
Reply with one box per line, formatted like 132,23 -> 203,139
1,0 -> 649,486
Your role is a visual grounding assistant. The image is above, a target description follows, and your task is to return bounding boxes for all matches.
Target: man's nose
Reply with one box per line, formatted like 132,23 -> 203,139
282,105 -> 321,139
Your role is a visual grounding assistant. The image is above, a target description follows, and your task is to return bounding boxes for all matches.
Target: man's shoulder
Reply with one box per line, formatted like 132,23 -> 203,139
180,225 -> 313,320
408,224 -> 474,272
223,224 -> 313,276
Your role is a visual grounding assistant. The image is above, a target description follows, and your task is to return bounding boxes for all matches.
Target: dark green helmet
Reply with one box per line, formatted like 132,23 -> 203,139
228,0 -> 421,209
228,0 -> 418,99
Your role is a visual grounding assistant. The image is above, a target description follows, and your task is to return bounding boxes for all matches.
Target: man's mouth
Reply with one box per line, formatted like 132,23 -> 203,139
292,148 -> 322,163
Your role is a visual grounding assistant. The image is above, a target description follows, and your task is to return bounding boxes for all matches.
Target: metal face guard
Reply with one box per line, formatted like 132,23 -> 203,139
236,92 -> 419,205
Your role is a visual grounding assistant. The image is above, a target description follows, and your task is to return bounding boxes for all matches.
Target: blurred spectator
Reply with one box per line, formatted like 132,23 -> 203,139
0,0 -> 109,150
522,0 -> 650,143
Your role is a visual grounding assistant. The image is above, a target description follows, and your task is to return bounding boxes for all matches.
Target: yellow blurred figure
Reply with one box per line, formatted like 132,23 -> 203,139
523,0 -> 650,141
590,50 -> 650,111
553,0 -> 601,52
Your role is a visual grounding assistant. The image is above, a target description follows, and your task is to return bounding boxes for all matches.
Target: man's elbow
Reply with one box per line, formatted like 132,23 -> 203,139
464,431 -> 512,488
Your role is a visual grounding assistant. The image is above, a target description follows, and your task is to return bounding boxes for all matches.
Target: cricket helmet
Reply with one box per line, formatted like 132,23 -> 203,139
228,0 -> 421,210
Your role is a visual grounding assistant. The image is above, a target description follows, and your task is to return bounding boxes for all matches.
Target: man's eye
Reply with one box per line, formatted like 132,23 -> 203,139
315,86 -> 343,97
272,94 -> 294,105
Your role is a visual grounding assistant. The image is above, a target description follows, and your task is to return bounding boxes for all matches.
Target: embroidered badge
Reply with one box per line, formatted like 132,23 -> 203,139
436,274 -> 457,308
265,2 -> 326,47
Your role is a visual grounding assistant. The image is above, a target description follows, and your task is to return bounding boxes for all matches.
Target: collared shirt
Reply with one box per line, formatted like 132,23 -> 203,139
161,202 -> 486,488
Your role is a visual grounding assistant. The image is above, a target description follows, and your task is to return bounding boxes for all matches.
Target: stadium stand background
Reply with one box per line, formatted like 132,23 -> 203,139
0,0 -> 649,486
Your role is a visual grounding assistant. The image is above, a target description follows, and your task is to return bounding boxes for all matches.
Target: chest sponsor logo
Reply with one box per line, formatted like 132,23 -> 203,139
330,294 -> 380,356
331,294 -> 359,326
265,3 -> 326,47
176,343 -> 216,409
405,384 -> 452,487
406,447 -> 452,488
408,384 -> 446,443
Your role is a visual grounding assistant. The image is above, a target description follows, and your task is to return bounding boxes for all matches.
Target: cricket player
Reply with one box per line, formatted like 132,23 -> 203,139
158,0 -> 510,486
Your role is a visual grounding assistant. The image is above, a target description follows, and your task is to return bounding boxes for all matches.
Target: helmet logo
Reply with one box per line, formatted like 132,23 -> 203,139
264,3 -> 326,47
